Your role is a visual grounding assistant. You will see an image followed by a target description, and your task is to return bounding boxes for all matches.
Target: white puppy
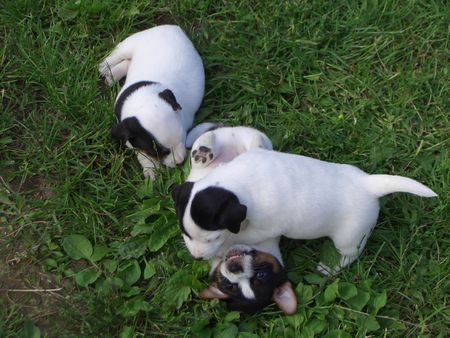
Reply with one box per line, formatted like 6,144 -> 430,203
172,148 -> 437,275
99,25 -> 205,178
186,125 -> 273,182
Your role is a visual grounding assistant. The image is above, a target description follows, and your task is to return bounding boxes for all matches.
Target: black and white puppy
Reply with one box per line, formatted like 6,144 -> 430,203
172,148 -> 437,275
183,125 -> 292,313
99,25 -> 205,178
200,243 -> 297,315
186,125 -> 273,182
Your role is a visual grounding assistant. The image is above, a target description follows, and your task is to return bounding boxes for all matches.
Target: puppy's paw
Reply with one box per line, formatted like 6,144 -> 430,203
316,262 -> 339,276
99,61 -> 114,86
142,167 -> 156,180
191,146 -> 214,166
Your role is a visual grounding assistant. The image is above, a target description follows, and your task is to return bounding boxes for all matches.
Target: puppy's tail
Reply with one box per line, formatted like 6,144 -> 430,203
365,174 -> 437,198
186,122 -> 224,148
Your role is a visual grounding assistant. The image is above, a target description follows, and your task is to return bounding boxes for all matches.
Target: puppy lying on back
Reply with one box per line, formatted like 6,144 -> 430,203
172,149 -> 437,275
200,243 -> 297,315
99,25 -> 205,178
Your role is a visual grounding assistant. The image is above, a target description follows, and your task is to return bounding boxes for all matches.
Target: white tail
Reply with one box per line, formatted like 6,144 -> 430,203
365,174 -> 437,198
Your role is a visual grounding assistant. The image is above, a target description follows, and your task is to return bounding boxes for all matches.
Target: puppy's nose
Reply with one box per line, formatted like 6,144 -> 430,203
193,256 -> 203,261
229,263 -> 243,273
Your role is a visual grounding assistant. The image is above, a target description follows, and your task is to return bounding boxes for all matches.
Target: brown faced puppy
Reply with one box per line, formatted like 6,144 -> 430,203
200,245 -> 297,314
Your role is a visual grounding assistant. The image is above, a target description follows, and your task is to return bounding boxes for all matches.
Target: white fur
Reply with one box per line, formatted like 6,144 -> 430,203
187,126 -> 273,182
181,148 -> 437,274
99,25 -> 204,177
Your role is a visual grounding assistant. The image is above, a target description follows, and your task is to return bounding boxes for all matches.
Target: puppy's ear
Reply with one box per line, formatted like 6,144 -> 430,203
111,117 -> 141,142
191,187 -> 247,233
218,202 -> 246,234
272,281 -> 297,315
200,282 -> 230,300
159,89 -> 182,111
171,182 -> 194,215
111,121 -> 130,142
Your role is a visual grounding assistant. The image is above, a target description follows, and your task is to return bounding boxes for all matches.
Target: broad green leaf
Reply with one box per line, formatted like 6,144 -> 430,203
296,283 -> 314,304
143,261 -> 156,279
323,330 -> 352,338
147,219 -> 178,252
117,260 -> 141,287
346,289 -> 370,311
91,245 -> 108,262
117,296 -> 152,317
103,259 -> 118,273
119,326 -> 133,338
369,290 -> 387,314
356,315 -> 380,332
137,178 -> 153,199
338,282 -> 357,300
127,199 -> 160,224
238,333 -> 259,338
131,223 -> 154,237
323,280 -> 339,303
21,320 -> 40,338
118,237 -> 147,259
97,277 -> 123,294
238,321 -> 257,333
63,235 -> 93,260
214,323 -> 238,338
224,311 -> 240,323
75,268 -> 101,287
285,313 -> 304,328
123,286 -> 141,297
299,326 -> 314,338
173,286 -> 191,309
306,318 -> 327,334
320,240 -> 341,268
303,273 -> 324,285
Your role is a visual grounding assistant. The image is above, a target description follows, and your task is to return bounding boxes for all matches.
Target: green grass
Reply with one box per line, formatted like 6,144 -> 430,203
0,0 -> 448,337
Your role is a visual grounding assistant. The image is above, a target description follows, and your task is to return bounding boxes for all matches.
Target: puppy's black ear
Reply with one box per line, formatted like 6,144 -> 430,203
111,117 -> 141,142
191,187 -> 247,233
159,89 -> 182,111
218,201 -> 246,234
111,121 -> 130,142
171,182 -> 194,217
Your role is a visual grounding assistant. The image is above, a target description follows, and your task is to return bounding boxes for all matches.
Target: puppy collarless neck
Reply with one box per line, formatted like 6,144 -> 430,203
114,81 -> 158,119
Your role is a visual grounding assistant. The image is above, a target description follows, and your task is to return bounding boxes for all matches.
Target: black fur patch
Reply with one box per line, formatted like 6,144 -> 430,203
111,117 -> 170,158
158,89 -> 182,111
214,253 -> 288,314
171,182 -> 194,238
191,187 -> 247,234
114,81 -> 157,119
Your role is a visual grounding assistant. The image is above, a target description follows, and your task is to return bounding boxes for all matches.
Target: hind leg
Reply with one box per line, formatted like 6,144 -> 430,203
317,231 -> 371,276
245,132 -> 273,151
99,36 -> 137,85
190,131 -> 217,169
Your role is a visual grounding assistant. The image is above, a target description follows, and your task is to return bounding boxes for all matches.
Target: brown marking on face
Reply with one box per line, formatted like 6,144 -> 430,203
253,251 -> 280,273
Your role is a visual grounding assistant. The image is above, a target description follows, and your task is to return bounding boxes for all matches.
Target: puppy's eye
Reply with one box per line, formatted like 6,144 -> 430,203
255,271 -> 268,280
206,235 -> 220,243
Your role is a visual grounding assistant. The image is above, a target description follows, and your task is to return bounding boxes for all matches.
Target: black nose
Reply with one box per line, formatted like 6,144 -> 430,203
193,256 -> 203,261
229,263 -> 243,273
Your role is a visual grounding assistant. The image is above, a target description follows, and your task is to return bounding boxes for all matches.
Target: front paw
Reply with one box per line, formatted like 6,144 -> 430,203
316,262 -> 339,276
99,61 -> 114,86
142,167 -> 156,180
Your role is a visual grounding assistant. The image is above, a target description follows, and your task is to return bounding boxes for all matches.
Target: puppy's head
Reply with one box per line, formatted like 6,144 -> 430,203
200,245 -> 297,314
171,183 -> 247,260
112,87 -> 186,166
